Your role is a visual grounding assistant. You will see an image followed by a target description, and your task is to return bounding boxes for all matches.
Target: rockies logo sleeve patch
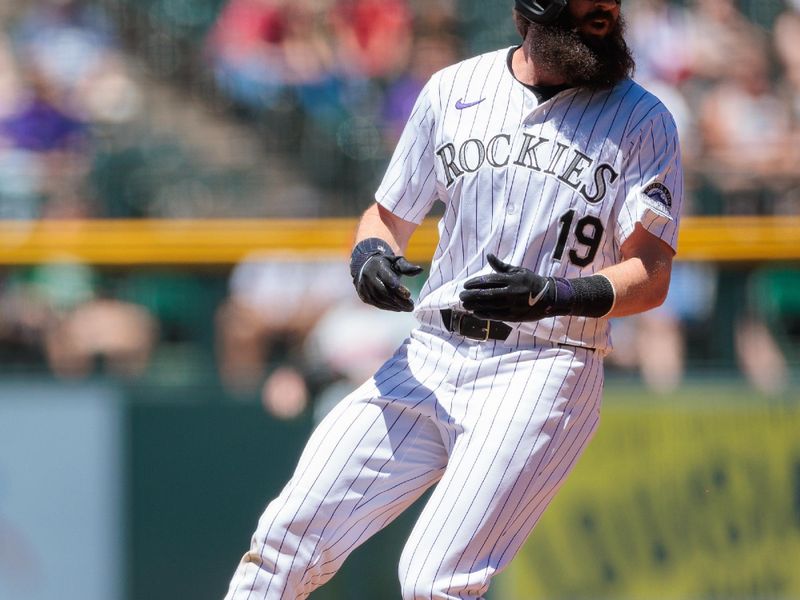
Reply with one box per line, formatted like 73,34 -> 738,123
642,182 -> 673,216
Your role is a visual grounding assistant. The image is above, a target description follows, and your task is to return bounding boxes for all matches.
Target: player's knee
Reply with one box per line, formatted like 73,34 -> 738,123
398,577 -> 469,600
397,560 -> 450,600
398,553 -> 427,600
398,575 -> 442,600
399,555 -> 489,600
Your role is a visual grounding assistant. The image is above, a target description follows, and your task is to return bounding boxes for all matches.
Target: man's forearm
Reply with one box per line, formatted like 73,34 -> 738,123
597,255 -> 671,318
355,203 -> 417,254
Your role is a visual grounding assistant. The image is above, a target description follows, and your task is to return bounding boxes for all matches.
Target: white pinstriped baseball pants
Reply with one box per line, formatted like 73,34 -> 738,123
224,326 -> 603,600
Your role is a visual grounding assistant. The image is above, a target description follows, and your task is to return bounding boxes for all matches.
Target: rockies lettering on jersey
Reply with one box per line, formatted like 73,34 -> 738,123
376,47 -> 684,353
436,135 -> 619,204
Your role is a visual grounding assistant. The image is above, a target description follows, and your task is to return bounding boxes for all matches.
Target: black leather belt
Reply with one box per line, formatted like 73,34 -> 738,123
440,309 -> 512,342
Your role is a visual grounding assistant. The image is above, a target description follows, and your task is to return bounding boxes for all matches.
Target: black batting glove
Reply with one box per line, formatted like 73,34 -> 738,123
459,254 -> 571,322
350,238 -> 423,312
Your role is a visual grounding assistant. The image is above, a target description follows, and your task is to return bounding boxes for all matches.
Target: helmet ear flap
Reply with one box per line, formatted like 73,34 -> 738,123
514,0 -> 568,25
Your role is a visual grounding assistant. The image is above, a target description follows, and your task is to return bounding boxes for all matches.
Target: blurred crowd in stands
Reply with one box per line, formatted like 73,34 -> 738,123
0,0 -> 798,401
2,0 -> 798,218
204,0 -> 460,196
201,0 -> 800,215
0,0 -> 138,220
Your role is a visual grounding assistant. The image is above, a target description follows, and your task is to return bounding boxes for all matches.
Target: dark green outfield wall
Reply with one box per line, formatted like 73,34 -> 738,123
127,402 -> 307,600
126,399 -> 429,600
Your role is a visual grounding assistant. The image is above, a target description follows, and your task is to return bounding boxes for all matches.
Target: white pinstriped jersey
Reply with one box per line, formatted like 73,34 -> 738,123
376,47 -> 684,353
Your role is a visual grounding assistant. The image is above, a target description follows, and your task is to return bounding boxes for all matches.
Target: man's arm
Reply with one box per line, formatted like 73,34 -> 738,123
350,203 -> 424,312
355,203 -> 419,254
598,224 -> 674,318
459,224 -> 674,322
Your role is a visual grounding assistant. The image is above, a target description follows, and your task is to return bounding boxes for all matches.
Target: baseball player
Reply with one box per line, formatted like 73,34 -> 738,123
224,0 -> 682,598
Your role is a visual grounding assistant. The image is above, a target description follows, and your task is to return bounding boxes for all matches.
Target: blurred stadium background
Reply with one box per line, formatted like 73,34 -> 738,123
0,0 -> 798,598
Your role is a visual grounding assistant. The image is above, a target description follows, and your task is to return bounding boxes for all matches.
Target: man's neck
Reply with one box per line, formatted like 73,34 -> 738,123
511,46 -> 567,87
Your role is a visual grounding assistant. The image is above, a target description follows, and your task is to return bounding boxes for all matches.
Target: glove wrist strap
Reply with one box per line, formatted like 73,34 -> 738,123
350,237 -> 394,282
550,274 -> 616,318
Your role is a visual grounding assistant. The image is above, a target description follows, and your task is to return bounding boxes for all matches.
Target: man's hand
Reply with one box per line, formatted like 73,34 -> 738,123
459,254 -> 569,322
351,238 -> 423,312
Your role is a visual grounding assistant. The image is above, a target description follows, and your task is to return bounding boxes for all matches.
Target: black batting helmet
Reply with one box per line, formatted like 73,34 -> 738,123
514,0 -> 568,25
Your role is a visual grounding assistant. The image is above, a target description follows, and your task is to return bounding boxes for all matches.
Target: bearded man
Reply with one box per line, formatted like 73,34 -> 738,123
223,1 -> 682,598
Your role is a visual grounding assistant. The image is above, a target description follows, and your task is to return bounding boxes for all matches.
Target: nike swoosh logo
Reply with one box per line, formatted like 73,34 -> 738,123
455,98 -> 486,110
528,281 -> 550,306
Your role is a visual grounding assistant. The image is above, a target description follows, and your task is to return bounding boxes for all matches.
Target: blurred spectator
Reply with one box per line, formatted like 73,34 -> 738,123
775,5 -> 800,120
289,0 -> 353,134
626,0 -> 693,86
206,0 -> 339,114
0,261 -> 158,379
408,0 -> 458,32
0,75 -> 87,154
206,0 -> 300,112
736,267 -> 800,395
382,30 -> 460,146
735,313 -> 790,395
685,0 -> 768,85
698,42 -> 793,214
11,0 -> 143,126
258,299 -> 417,421
0,34 -> 21,118
302,297 -> 417,423
0,70 -> 90,219
773,4 -> 800,213
205,0 -> 458,200
329,0 -> 413,80
260,292 -> 420,422
610,264 -> 718,393
11,0 -> 115,91
45,297 -> 158,379
215,255 -> 352,400
0,0 -> 141,220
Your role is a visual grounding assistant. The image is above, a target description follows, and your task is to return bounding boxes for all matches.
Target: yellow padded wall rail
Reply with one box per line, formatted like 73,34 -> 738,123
0,216 -> 798,265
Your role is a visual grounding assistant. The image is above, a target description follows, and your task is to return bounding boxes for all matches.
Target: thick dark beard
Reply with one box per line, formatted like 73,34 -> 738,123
523,12 -> 635,89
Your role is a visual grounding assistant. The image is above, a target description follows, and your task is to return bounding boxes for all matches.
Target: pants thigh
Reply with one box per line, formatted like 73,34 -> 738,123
225,341 -> 451,600
399,345 -> 604,600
